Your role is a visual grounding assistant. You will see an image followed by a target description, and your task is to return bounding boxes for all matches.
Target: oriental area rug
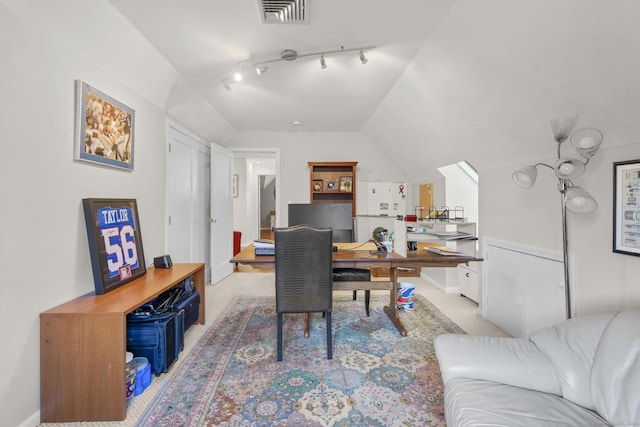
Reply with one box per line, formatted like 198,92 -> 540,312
136,294 -> 464,426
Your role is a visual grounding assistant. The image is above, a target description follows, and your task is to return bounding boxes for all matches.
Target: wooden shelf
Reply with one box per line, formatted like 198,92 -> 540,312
308,161 -> 358,216
40,263 -> 205,422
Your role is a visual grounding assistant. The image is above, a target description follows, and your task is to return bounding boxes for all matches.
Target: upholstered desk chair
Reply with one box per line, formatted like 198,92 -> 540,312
275,225 -> 334,362
332,268 -> 371,316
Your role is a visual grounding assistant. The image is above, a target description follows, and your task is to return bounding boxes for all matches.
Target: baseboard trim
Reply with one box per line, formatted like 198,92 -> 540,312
420,271 -> 459,294
18,410 -> 40,427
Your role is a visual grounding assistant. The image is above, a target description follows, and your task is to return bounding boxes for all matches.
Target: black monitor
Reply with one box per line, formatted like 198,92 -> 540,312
288,203 -> 354,242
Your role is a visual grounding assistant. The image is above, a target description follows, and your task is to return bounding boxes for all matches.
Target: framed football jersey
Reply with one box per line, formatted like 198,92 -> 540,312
82,198 -> 146,294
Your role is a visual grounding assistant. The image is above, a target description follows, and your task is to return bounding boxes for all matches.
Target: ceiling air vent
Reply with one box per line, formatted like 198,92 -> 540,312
257,0 -> 309,24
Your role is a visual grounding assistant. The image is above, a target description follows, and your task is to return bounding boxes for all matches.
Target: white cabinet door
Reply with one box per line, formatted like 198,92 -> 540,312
166,130 -> 194,264
457,262 -> 480,303
484,240 -> 566,338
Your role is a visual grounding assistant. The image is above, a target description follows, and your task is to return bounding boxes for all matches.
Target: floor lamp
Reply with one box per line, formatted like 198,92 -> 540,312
512,116 -> 603,319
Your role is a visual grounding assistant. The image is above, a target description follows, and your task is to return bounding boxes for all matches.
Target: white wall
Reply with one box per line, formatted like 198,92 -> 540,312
0,2 -> 232,425
225,132 -> 409,227
364,0 -> 640,316
438,163 -> 478,224
481,141 -> 640,316
232,156 -> 249,241
4,0 -> 640,425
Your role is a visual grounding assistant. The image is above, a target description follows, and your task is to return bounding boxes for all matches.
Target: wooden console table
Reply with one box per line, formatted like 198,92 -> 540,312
40,263 -> 205,422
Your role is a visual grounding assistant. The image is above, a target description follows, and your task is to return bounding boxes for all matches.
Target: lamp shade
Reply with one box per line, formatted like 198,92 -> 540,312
555,158 -> 586,180
565,186 -> 597,213
570,128 -> 603,158
550,115 -> 579,143
512,166 -> 537,189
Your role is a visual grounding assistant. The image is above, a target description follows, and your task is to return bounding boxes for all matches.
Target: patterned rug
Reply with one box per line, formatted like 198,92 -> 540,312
136,293 -> 464,426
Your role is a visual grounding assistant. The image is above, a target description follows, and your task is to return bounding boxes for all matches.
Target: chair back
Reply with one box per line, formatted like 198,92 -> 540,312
275,225 -> 333,313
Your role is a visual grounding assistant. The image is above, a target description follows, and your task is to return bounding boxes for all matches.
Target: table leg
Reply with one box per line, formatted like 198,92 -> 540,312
383,267 -> 408,337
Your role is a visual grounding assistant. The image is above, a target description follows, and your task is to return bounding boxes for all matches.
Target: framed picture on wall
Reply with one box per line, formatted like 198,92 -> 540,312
613,159 -> 640,256
232,174 -> 239,198
82,198 -> 146,294
75,80 -> 135,170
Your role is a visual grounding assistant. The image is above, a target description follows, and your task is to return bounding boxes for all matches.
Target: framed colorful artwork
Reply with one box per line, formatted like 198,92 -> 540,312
75,80 -> 135,170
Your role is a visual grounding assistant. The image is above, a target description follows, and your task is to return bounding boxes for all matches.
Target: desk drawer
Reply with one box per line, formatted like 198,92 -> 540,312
370,266 -> 420,278
457,262 -> 481,303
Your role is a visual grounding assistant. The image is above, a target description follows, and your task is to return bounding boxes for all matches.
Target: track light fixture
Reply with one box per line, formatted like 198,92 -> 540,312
512,115 -> 604,320
256,63 -> 268,75
221,45 -> 374,90
359,50 -> 368,64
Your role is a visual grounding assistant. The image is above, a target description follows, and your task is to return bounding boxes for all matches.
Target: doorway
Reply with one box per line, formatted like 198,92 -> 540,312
259,174 -> 276,240
437,160 -> 478,224
231,148 -> 280,247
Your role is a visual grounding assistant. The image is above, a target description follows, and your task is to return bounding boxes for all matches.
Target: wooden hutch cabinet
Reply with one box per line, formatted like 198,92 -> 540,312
308,161 -> 358,216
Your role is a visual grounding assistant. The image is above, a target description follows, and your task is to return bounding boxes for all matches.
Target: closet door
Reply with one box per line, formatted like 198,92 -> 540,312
166,123 -> 211,281
166,126 -> 194,262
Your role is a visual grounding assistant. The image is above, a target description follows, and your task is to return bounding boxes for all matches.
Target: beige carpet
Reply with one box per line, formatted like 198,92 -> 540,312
38,271 -> 507,427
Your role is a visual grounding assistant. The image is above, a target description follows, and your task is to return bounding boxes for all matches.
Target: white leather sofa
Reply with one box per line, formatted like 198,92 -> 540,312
434,308 -> 640,427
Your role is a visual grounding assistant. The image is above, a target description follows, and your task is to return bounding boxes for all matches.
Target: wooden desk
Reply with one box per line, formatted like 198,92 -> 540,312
230,243 -> 481,336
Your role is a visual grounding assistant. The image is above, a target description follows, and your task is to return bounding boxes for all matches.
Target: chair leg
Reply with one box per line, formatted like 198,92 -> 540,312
353,290 -> 357,300
277,313 -> 283,361
304,313 -> 310,338
365,290 -> 371,317
326,311 -> 332,360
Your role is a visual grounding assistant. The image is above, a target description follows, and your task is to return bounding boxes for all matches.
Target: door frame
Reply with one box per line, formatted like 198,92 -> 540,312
231,148 -> 281,244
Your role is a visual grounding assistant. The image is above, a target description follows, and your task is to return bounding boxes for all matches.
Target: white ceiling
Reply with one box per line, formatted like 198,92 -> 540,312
108,0 -> 455,132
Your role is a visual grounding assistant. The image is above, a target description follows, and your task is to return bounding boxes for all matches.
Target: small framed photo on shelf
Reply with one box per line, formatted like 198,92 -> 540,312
326,181 -> 337,191
313,179 -> 323,192
339,176 -> 353,192
613,159 -> 640,256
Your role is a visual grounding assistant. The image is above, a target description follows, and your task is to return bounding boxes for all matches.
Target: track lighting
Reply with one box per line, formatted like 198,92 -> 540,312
221,45 -> 374,89
359,50 -> 368,64
256,64 -> 268,75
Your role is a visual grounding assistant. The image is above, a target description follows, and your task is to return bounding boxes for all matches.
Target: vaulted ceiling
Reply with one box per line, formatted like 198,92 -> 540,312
107,0 -> 639,182
108,0 -> 455,132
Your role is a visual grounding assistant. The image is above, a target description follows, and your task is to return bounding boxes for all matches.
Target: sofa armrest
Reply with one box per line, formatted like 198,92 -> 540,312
434,334 -> 561,395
